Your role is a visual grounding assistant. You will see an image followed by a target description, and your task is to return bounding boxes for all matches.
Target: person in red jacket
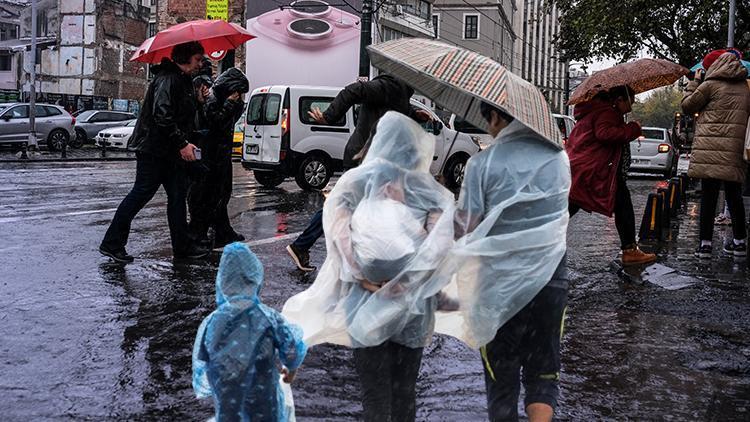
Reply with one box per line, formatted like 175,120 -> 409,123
567,85 -> 656,265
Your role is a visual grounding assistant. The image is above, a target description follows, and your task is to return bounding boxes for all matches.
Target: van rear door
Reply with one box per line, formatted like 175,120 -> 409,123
243,91 -> 284,163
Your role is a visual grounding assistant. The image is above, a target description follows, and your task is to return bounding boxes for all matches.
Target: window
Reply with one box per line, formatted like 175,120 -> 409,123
453,116 -> 486,134
34,106 -> 49,117
432,14 -> 440,39
299,97 -> 346,126
6,105 -> 28,119
246,94 -> 281,126
463,14 -> 479,40
642,129 -> 666,141
44,106 -> 62,116
0,53 -> 11,71
37,10 -> 48,37
148,22 -> 157,38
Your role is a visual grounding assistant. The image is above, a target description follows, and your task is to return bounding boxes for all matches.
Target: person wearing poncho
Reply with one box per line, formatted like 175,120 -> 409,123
282,111 -> 456,421
432,102 -> 571,421
193,243 -> 307,421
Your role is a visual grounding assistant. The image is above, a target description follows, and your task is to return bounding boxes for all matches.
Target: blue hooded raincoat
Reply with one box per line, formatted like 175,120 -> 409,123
192,242 -> 307,421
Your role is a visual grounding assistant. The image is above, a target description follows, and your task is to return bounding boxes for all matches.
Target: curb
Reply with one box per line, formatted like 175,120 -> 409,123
1,157 -> 136,163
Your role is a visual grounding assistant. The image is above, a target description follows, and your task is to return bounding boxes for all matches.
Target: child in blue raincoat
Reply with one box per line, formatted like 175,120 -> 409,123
193,242 -> 307,421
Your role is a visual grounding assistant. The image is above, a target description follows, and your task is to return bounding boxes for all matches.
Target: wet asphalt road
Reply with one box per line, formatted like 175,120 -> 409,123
1,161 -> 749,421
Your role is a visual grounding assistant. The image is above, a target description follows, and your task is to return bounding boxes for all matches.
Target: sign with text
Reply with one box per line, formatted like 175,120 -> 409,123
206,0 -> 228,20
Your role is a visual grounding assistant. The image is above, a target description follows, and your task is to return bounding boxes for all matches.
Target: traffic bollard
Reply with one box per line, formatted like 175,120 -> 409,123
101,139 -> 106,158
61,137 -> 67,159
667,178 -> 681,216
639,192 -> 663,241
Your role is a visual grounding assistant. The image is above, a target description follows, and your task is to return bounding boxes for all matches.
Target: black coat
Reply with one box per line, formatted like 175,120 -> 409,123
322,74 -> 415,168
130,59 -> 197,158
212,67 -> 250,102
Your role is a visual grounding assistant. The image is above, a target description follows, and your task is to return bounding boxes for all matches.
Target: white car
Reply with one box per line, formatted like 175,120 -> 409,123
95,120 -> 136,150
241,85 -> 481,191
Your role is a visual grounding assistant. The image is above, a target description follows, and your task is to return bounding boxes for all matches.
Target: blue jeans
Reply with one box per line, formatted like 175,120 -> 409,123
292,209 -> 323,251
101,152 -> 191,254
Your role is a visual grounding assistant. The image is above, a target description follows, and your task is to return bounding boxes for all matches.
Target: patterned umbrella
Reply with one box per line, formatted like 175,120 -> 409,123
569,58 -> 688,105
367,38 -> 563,150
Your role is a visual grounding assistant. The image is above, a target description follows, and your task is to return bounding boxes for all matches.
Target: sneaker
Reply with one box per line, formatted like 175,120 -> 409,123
174,244 -> 211,259
714,215 -> 732,226
694,244 -> 713,259
621,246 -> 657,266
99,246 -> 135,264
723,241 -> 747,257
286,244 -> 315,272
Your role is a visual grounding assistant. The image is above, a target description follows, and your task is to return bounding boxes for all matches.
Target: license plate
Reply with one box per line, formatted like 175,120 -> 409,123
246,144 -> 259,155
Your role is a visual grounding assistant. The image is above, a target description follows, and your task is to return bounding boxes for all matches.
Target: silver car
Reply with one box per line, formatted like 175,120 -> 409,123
0,103 -> 75,151
629,126 -> 677,178
75,110 -> 136,146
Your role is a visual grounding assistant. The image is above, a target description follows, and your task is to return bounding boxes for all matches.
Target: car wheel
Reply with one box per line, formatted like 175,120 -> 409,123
296,154 -> 332,191
443,153 -> 469,190
71,128 -> 86,148
253,170 -> 286,188
46,129 -> 69,152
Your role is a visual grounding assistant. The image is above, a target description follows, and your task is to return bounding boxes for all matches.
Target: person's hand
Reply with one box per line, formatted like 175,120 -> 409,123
180,143 -> 197,162
414,109 -> 433,123
695,68 -> 706,82
281,367 -> 297,384
308,107 -> 328,125
359,279 -> 382,293
228,92 -> 241,101
200,85 -> 210,99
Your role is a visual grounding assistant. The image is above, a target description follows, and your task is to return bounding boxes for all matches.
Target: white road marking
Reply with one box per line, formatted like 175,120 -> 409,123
213,232 -> 303,251
0,207 -> 118,223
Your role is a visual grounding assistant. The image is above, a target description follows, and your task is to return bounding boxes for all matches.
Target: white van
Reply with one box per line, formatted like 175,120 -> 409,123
241,85 -> 481,191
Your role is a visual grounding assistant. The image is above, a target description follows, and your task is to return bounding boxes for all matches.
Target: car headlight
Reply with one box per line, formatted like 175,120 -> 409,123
112,133 -> 127,138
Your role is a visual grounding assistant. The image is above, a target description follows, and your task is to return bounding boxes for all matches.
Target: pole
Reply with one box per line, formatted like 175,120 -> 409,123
728,0 -> 736,47
563,60 -> 570,115
28,0 -> 37,150
358,0 -> 372,79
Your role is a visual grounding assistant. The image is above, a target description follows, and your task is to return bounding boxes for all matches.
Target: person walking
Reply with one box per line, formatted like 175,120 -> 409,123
285,74 -> 430,272
99,41 -> 208,263
682,49 -> 750,258
188,68 -> 249,248
567,85 -> 656,265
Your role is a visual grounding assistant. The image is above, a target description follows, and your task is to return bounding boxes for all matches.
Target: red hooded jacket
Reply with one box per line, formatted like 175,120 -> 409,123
566,99 -> 642,217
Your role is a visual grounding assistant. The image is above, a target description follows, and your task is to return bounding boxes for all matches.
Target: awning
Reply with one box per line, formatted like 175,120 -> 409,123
0,37 -> 56,52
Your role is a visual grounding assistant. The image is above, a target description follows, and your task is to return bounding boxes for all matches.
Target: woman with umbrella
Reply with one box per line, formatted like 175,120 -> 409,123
566,85 -> 656,265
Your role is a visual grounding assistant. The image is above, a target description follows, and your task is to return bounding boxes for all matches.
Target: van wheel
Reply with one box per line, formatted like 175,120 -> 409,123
443,153 -> 469,190
296,154 -> 331,191
46,129 -> 69,152
253,170 -> 285,188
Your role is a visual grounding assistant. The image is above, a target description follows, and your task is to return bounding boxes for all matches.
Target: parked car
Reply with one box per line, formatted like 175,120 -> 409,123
628,127 -> 677,178
446,114 -> 493,149
232,117 -> 244,158
75,110 -> 136,147
553,113 -> 575,144
95,120 -> 137,150
0,103 -> 75,151
241,85 -> 481,191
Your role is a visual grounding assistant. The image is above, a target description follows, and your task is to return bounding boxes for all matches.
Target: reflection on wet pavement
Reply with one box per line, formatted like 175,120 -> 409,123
1,162 -> 748,420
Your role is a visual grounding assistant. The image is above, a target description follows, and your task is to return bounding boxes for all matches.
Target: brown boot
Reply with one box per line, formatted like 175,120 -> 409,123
622,246 -> 656,266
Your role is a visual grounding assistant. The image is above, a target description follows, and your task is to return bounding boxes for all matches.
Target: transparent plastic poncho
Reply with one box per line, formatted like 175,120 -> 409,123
193,243 -> 307,421
282,111 -> 457,349
432,120 -> 571,349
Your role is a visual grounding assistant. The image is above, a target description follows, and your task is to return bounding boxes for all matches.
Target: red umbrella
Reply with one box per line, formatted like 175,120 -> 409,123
130,20 -> 255,63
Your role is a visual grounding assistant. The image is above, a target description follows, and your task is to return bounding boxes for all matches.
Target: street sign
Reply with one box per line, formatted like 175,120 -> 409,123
209,50 -> 227,61
206,0 -> 228,21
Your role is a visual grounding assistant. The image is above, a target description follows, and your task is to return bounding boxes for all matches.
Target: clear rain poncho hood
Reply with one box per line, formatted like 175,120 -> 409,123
432,119 -> 571,348
193,243 -> 307,421
282,111 -> 457,348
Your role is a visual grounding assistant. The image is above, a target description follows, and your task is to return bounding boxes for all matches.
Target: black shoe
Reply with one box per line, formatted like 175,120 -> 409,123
694,244 -> 713,259
174,244 -> 210,259
214,231 -> 246,248
286,244 -> 315,272
723,241 -> 747,257
99,246 -> 135,263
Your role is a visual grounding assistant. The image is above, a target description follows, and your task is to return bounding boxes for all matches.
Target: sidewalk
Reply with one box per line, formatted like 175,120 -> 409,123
0,146 -> 136,162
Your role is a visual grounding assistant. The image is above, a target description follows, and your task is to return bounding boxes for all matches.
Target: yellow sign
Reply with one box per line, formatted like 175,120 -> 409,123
206,0 -> 228,21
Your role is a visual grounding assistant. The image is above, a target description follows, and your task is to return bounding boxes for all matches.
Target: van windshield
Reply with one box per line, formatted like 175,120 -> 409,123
247,93 -> 281,125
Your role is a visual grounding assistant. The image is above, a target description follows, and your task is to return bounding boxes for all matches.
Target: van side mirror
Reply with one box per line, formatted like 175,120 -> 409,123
432,120 -> 443,135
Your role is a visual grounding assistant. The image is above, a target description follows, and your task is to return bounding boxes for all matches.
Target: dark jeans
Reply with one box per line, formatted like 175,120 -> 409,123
569,176 -> 636,249
482,283 -> 568,422
353,341 -> 424,422
292,209 -> 323,251
188,151 -> 236,240
101,152 -> 191,254
700,178 -> 747,241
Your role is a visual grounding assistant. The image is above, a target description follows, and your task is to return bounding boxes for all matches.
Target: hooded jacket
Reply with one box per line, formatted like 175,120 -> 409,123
566,98 -> 641,216
322,74 -> 416,169
681,53 -> 750,183
203,68 -> 248,154
192,243 -> 307,421
129,59 -> 197,158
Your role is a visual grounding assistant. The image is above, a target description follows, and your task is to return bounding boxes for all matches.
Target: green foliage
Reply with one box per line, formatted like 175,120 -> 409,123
552,0 -> 750,67
630,86 -> 683,128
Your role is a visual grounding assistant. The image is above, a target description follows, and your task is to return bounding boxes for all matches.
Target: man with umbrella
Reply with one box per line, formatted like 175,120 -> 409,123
100,41 -> 208,262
